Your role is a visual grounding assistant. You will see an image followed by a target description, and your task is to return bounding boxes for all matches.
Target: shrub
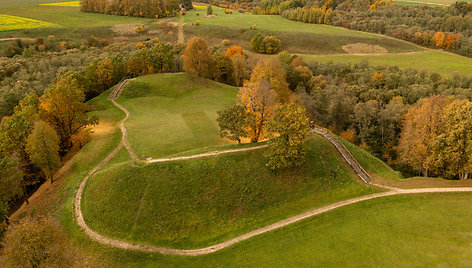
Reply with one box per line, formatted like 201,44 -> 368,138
250,24 -> 257,30
221,39 -> 231,46
194,20 -> 201,25
135,25 -> 145,34
207,5 -> 213,15
250,34 -> 281,54
224,9 -> 233,14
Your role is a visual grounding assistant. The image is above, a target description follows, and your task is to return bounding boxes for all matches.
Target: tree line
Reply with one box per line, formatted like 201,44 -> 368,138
80,0 -> 180,18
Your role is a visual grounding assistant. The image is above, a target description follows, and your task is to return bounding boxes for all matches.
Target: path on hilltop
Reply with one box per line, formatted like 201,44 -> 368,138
73,80 -> 472,256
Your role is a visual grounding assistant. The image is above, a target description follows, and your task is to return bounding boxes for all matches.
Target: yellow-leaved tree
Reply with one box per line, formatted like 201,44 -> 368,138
237,58 -> 292,142
397,95 -> 452,177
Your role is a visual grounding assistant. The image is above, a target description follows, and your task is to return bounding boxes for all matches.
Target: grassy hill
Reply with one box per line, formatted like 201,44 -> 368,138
5,73 -> 469,267
78,73 -> 376,249
118,73 -> 238,159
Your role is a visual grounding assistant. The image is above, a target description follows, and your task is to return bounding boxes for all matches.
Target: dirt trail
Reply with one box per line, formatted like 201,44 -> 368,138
146,145 -> 268,163
73,82 -> 472,256
177,15 -> 184,44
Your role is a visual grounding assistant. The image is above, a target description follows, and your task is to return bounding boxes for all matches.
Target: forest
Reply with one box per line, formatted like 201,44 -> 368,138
254,0 -> 472,57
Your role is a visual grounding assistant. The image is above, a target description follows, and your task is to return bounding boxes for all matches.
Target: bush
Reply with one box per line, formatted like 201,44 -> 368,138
224,9 -> 233,14
250,24 -> 257,30
194,20 -> 201,25
135,25 -> 145,34
221,39 -> 231,46
250,34 -> 281,54
207,5 -> 213,15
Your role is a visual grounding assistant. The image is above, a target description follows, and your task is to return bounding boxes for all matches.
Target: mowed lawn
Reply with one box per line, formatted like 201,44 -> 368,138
182,7 -> 419,54
394,0 -> 471,4
82,135 -> 376,249
118,73 -> 238,159
301,50 -> 472,78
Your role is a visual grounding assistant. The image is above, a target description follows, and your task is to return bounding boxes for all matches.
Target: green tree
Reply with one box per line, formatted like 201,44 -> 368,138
266,103 -> 310,170
96,57 -> 114,90
40,76 -> 94,152
127,48 -> 149,77
1,216 -> 80,268
0,156 -> 22,224
183,37 -> 214,78
207,4 -> 213,15
0,94 -> 40,204
213,51 -> 234,84
217,105 -> 248,143
182,0 -> 193,10
430,100 -> 472,179
26,121 -> 61,183
148,42 -> 175,73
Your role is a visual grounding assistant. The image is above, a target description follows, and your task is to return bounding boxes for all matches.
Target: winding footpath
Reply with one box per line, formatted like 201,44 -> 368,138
73,81 -> 472,256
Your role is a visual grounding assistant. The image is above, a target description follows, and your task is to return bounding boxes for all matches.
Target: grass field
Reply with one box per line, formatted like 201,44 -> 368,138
300,51 -> 472,78
393,1 -> 447,6
183,7 -> 419,55
0,14 -> 56,31
40,1 -> 79,7
394,0 -> 471,5
118,73 -> 238,159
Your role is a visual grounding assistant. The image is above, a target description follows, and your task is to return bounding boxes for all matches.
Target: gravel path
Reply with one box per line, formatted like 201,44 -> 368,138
73,82 -> 472,256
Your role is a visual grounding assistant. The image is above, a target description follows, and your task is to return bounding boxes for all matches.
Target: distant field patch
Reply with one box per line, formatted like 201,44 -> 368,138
40,1 -> 80,7
342,43 -> 387,54
0,14 -> 55,31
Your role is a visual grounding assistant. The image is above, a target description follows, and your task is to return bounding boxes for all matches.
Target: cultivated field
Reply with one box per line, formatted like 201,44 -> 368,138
0,14 -> 56,31
40,1 -> 80,7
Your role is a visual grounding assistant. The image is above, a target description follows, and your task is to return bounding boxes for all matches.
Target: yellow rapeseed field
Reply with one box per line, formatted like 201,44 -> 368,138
40,1 -> 80,7
0,14 -> 55,31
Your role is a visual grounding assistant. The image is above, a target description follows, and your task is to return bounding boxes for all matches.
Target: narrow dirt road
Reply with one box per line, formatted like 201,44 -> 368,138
177,15 -> 184,44
73,81 -> 472,256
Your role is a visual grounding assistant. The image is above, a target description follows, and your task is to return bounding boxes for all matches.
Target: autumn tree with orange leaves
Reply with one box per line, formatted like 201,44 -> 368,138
397,95 -> 452,177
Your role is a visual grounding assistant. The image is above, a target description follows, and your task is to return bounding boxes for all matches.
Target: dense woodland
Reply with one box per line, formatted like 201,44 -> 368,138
80,0 -> 180,18
255,0 -> 472,57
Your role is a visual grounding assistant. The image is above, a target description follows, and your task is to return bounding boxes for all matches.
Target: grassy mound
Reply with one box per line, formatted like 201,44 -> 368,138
82,135 -> 375,249
118,73 -> 238,159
